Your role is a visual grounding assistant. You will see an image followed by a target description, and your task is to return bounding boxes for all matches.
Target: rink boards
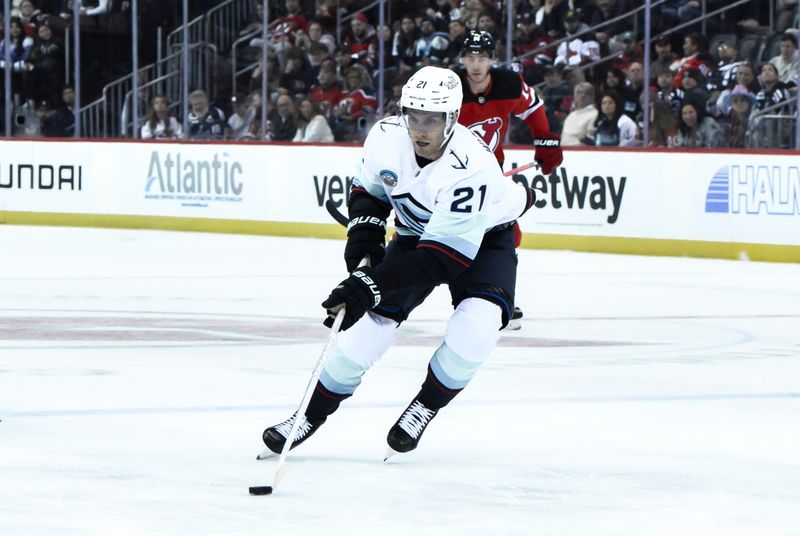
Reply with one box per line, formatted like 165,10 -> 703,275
0,138 -> 798,262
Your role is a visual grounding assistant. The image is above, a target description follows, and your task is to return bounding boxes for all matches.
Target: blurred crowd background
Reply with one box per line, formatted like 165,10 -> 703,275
1,0 -> 798,149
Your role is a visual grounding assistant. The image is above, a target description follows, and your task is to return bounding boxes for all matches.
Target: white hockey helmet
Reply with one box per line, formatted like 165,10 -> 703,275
400,66 -> 462,142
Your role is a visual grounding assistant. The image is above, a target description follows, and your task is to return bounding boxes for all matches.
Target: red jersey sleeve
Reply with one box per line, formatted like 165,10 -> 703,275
509,74 -> 551,137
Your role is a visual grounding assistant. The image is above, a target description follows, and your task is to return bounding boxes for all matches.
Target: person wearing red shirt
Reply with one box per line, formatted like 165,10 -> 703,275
458,30 -> 563,329
309,62 -> 346,116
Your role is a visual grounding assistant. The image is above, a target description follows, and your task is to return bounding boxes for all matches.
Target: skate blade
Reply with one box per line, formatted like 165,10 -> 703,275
256,449 -> 278,460
503,319 -> 522,331
384,447 -> 401,462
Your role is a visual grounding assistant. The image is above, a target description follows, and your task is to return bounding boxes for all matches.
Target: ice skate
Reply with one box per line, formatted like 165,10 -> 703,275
259,412 -> 326,458
502,306 -> 523,331
385,398 -> 438,460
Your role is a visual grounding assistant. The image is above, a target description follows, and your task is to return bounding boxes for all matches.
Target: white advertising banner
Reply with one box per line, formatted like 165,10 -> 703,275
1,140 -> 798,248
505,148 -> 800,246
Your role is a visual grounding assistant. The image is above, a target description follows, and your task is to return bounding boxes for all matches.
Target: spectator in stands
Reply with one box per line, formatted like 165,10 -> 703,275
306,42 -> 331,78
561,9 -> 589,39
253,0 -> 307,59
776,0 -> 799,32
647,99 -> 678,147
24,22 -> 63,105
542,65 -> 571,134
377,23 -> 394,70
431,0 -> 463,29
561,81 -> 598,146
332,63 -> 377,140
17,0 -> 45,37
539,0 -> 571,38
681,67 -> 710,107
275,0 -> 309,40
292,97 -> 334,142
769,33 -> 799,86
585,0 -> 629,48
187,89 -> 226,140
0,18 -> 33,100
476,11 -> 497,38
226,92 -> 258,140
278,46 -> 316,98
620,62 -> 644,120
712,40 -> 742,93
459,0 -> 490,31
392,14 -> 420,70
140,95 -> 182,140
675,99 -> 723,148
310,61 -> 345,114
313,0 -> 339,31
383,71 -> 412,117
267,93 -> 297,141
554,18 -> 600,68
343,13 -> 377,70
651,0 -> 680,33
443,19 -> 468,68
333,45 -> 358,80
414,14 -> 450,66
670,32 -> 711,89
601,67 -> 624,93
249,49 -> 282,101
56,0 -> 123,21
650,35 -> 677,84
754,63 -> 790,113
613,31 -> 643,70
294,20 -> 335,56
719,85 -> 756,148
656,68 -> 684,115
39,85 -> 74,137
714,62 -> 759,116
239,1 -> 264,37
587,89 -> 638,146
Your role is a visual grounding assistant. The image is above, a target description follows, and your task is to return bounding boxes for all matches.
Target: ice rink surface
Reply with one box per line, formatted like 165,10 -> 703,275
1,225 -> 799,536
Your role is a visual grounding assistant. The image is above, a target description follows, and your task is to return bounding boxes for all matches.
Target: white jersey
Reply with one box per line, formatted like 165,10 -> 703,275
353,116 -> 529,262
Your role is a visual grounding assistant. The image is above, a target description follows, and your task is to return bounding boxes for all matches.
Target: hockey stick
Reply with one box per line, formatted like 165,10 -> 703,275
249,256 -> 369,496
503,161 -> 538,177
325,199 -> 349,227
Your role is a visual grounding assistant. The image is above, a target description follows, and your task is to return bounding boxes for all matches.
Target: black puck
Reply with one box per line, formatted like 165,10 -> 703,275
249,486 -> 273,495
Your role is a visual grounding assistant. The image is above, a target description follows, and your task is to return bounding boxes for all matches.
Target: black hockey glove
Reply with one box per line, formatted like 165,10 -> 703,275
322,267 -> 383,331
533,134 -> 563,174
344,216 -> 386,272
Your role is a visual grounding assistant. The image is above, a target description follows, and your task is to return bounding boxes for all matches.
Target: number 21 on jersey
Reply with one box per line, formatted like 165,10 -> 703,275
451,185 -> 487,213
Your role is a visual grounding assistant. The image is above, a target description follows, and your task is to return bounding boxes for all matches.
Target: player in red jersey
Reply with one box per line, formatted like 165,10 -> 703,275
458,30 -> 563,329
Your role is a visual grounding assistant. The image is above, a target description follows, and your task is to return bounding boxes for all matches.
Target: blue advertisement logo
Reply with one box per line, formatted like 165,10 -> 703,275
705,166 -> 730,213
705,165 -> 800,216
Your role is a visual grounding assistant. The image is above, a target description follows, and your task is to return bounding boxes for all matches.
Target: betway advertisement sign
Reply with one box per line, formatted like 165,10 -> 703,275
1,140 -> 798,248
503,149 -> 800,245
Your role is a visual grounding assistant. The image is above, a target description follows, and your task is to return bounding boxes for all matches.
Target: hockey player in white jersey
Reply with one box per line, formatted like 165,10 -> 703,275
262,66 -> 537,457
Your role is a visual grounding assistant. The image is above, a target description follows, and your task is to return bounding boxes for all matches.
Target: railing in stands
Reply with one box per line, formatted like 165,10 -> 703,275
206,0 -> 257,53
231,30 -> 262,97
747,100 -> 797,149
79,97 -> 105,138
77,0 -> 250,139
122,43 -> 217,138
166,0 -> 254,54
85,43 -> 212,139
166,14 -> 205,54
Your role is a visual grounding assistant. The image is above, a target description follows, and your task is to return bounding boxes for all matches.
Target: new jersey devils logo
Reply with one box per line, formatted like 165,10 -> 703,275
467,117 -> 503,151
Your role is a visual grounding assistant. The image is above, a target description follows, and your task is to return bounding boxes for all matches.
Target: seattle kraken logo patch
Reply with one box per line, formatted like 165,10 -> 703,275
380,169 -> 398,187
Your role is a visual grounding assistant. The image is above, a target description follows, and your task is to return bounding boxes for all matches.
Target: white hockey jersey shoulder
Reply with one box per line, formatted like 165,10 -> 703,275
353,119 -> 529,262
